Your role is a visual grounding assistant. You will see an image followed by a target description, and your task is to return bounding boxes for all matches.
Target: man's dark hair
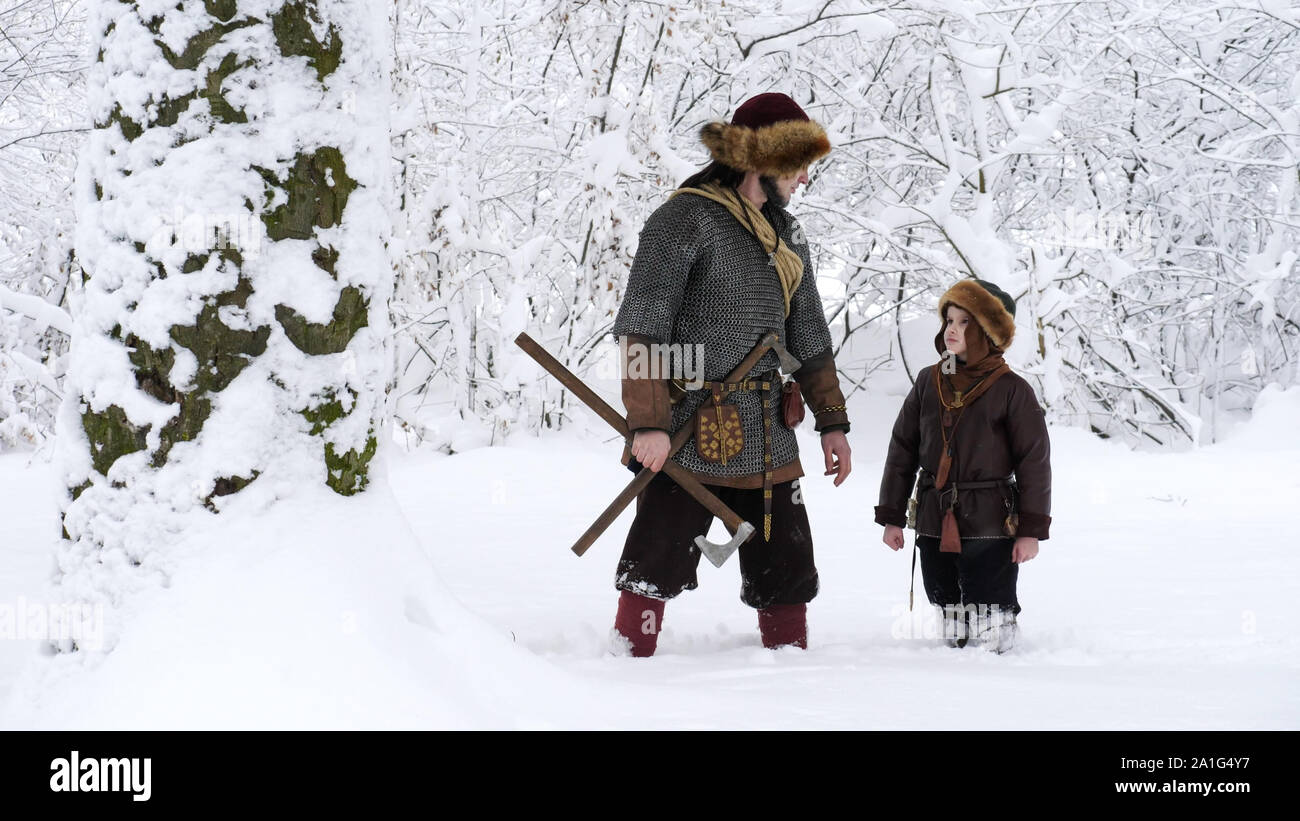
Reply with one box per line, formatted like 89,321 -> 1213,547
677,161 -> 790,236
679,160 -> 745,190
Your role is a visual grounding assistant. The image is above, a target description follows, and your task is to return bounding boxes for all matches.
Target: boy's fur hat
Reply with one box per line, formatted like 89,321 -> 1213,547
938,278 -> 1018,350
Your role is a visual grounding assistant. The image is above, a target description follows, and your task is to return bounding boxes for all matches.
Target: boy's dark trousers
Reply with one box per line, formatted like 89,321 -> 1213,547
916,534 -> 1020,614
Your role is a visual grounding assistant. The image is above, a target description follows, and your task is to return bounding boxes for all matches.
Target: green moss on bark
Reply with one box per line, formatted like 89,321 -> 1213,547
126,333 -> 179,404
324,435 -> 376,496
170,284 -> 271,395
96,20 -> 116,63
256,143 -> 361,356
204,0 -> 239,24
154,51 -> 252,133
77,2 -> 376,507
116,280 -> 270,467
151,395 -> 210,467
301,389 -> 375,495
312,245 -> 339,279
275,285 -> 368,356
69,480 -> 92,503
205,471 -> 260,511
203,51 -> 252,125
105,104 -> 144,141
153,90 -> 199,131
272,1 -> 342,81
131,6 -> 257,141
63,480 -> 94,540
257,147 -> 357,241
82,404 -> 150,476
301,389 -> 354,434
179,246 -> 242,275
155,15 -> 256,72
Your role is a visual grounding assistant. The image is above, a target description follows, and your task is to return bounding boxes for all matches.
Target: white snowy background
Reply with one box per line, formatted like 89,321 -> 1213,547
0,0 -> 1297,728
1,323 -> 1295,729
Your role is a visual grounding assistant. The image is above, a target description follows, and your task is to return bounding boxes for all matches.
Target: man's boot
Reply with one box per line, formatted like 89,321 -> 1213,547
758,603 -> 807,649
612,591 -> 665,657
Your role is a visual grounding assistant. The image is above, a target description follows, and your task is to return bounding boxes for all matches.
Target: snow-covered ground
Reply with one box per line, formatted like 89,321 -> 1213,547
1,383 -> 1297,729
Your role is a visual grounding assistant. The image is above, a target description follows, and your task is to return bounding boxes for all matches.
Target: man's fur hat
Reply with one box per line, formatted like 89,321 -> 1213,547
938,278 -> 1018,351
699,93 -> 831,177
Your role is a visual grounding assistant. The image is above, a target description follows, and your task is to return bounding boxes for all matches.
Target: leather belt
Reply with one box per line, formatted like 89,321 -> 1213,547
693,369 -> 779,541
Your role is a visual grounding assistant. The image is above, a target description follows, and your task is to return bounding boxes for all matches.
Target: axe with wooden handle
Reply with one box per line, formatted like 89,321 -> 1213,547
514,332 -> 754,566
515,331 -> 801,567
590,329 -> 802,566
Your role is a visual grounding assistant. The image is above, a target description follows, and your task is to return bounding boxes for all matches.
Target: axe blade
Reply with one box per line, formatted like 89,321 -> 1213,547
771,338 -> 802,374
695,521 -> 755,568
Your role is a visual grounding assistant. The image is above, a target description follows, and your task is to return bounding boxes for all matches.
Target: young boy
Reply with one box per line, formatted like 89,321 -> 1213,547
875,278 -> 1052,652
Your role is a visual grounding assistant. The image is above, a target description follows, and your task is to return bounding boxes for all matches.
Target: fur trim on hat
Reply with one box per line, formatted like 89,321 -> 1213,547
700,119 -> 831,177
938,279 -> 1017,350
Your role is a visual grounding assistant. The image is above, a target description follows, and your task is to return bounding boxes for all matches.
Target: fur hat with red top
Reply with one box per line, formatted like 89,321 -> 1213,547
699,93 -> 832,177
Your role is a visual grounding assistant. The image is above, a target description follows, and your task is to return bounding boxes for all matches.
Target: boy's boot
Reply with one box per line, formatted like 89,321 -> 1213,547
970,605 -> 1018,654
941,604 -> 969,648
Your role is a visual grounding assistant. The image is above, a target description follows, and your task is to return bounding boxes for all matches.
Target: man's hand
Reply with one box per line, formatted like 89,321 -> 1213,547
631,430 -> 671,472
1012,537 -> 1039,563
883,524 -> 905,551
821,430 -> 851,486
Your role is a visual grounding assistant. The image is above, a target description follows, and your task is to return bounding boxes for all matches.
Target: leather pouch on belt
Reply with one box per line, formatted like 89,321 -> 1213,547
696,402 -> 743,465
781,379 -> 805,428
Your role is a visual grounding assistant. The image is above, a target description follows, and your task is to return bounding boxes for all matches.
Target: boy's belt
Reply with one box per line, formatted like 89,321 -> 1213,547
918,469 -> 1020,541
918,469 -> 1014,507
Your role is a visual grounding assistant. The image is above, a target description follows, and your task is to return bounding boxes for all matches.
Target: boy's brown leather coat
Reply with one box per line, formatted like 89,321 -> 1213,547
875,365 -> 1052,540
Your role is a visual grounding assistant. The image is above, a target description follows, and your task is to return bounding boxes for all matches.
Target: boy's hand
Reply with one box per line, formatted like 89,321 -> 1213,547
1012,537 -> 1039,563
883,524 -> 905,551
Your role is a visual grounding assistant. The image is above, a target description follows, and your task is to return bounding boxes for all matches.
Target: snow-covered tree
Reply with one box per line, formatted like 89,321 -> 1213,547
0,0 -> 86,449
57,0 -> 395,648
5,0 -> 1298,454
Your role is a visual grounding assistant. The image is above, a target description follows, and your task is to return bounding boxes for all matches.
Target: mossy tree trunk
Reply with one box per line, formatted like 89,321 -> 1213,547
59,0 -> 394,642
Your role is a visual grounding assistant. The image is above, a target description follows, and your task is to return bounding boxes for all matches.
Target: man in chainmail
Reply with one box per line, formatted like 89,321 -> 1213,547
610,93 -> 853,656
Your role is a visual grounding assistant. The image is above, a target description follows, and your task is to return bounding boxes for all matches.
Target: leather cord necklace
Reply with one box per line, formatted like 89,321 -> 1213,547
933,365 -> 1007,489
934,371 -> 983,489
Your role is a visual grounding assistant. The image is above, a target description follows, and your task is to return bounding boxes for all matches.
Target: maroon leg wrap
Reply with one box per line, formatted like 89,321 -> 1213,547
613,591 -> 666,658
758,603 -> 808,650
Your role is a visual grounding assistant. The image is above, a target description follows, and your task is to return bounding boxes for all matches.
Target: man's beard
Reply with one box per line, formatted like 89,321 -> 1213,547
759,175 -> 788,208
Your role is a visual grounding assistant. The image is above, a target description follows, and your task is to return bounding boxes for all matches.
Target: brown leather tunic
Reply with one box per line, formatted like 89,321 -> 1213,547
875,364 -> 1052,540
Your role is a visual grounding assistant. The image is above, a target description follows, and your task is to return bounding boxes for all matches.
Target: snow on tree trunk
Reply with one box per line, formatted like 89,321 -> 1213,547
56,0 -> 394,649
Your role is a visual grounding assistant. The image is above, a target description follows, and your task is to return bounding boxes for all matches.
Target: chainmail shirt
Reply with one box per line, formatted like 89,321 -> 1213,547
611,192 -> 834,482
